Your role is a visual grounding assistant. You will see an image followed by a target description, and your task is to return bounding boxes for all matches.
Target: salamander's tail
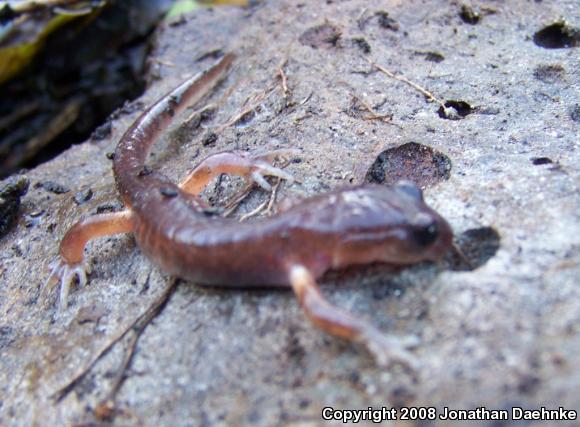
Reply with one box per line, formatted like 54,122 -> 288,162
113,53 -> 236,204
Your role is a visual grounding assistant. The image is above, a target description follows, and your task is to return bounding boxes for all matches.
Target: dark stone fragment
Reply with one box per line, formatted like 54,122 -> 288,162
38,181 -> 69,194
203,133 -> 218,146
160,187 -> 178,198
569,104 -> 580,122
299,23 -> 342,49
138,166 -> 154,177
531,157 -> 553,165
91,121 -> 112,141
73,188 -> 94,205
376,11 -> 399,31
352,37 -> 371,54
460,4 -> 481,24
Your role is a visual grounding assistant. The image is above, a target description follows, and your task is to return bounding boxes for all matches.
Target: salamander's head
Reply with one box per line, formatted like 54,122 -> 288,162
331,182 -> 453,268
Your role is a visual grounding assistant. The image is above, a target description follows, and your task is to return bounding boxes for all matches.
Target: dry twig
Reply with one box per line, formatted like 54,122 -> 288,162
238,177 -> 283,221
350,94 -> 401,128
265,178 -> 282,215
277,59 -> 290,97
149,57 -> 176,68
218,81 -> 278,130
53,278 -> 179,403
239,199 -> 270,221
366,58 -> 446,109
222,183 -> 255,217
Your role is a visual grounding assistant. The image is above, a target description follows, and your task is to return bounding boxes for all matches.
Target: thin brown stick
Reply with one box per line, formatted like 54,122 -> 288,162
238,176 -> 283,221
366,58 -> 446,109
222,183 -> 255,217
92,278 -> 178,421
277,59 -> 289,97
239,199 -> 269,221
218,81 -> 278,130
451,241 -> 474,269
265,178 -> 282,215
356,7 -> 369,28
222,151 -> 295,218
184,103 -> 215,125
350,94 -> 401,128
109,279 -> 178,399
149,58 -> 176,68
184,73 -> 241,134
52,278 -> 179,403
53,329 -> 130,402
299,91 -> 313,105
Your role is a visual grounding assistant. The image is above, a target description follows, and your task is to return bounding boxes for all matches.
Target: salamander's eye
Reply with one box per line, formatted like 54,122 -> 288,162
413,221 -> 439,246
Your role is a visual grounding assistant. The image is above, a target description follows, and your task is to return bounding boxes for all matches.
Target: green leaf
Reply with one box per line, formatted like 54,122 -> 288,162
166,0 -> 200,18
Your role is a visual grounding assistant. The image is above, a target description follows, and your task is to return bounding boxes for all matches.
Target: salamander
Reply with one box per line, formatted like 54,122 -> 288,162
45,53 -> 453,368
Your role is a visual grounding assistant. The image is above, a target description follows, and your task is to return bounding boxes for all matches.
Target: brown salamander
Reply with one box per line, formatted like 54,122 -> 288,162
45,53 -> 453,368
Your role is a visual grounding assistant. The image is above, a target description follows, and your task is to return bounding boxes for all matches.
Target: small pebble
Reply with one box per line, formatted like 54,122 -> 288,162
160,187 -> 178,198
74,188 -> 94,205
203,133 -> 218,146
37,181 -> 69,194
138,166 -> 153,177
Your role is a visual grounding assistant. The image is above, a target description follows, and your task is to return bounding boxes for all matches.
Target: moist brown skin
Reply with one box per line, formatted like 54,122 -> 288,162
48,53 -> 453,368
127,183 -> 452,287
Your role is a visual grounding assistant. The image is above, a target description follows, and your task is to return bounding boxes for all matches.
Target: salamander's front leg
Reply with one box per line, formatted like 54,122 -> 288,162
179,149 -> 299,195
289,265 -> 420,369
45,210 -> 134,309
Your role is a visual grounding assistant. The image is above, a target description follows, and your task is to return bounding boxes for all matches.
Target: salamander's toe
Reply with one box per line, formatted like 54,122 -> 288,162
250,161 -> 295,190
365,333 -> 421,371
241,147 -> 298,190
42,257 -> 90,310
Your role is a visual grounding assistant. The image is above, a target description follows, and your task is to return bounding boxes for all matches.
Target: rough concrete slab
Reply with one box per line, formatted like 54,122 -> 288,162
0,1 -> 579,426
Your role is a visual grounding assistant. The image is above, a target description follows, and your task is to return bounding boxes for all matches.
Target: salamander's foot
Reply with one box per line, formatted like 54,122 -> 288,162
289,264 -> 421,371
180,148 -> 300,195
243,148 -> 300,191
363,332 -> 421,370
42,257 -> 90,310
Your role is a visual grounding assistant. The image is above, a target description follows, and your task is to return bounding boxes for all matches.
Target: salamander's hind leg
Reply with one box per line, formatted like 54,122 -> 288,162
289,265 -> 420,370
179,148 -> 300,195
44,210 -> 134,309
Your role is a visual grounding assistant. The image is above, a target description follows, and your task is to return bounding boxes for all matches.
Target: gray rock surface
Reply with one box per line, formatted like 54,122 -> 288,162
1,1 -> 579,426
